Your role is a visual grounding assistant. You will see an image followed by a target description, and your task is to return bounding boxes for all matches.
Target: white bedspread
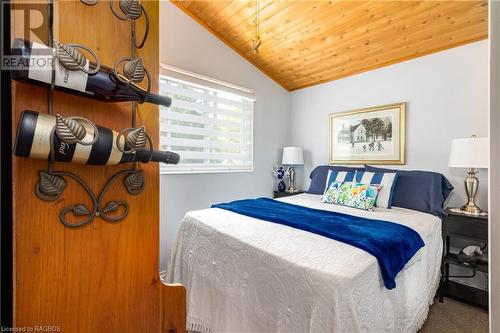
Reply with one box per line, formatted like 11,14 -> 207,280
166,193 -> 442,333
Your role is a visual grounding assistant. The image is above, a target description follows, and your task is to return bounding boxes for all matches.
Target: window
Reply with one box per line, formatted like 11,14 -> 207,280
159,65 -> 255,174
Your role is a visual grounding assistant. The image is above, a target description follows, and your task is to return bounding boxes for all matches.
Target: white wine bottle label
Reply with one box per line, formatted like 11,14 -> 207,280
107,131 -> 125,165
29,113 -> 56,159
28,42 -> 89,92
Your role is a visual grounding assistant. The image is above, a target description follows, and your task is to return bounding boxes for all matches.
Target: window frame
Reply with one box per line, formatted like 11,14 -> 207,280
159,65 -> 255,175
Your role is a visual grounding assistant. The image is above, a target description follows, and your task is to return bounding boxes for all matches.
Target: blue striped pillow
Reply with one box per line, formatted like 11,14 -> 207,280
323,169 -> 356,195
355,170 -> 399,209
308,166 -> 364,194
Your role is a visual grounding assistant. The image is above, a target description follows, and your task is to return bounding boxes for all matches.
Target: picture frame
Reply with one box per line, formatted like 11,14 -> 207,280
329,102 -> 406,165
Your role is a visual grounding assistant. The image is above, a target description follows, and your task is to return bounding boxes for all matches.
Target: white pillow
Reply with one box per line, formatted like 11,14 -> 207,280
354,170 -> 398,209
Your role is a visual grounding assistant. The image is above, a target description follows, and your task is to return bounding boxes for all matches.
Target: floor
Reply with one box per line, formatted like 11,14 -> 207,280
419,298 -> 488,332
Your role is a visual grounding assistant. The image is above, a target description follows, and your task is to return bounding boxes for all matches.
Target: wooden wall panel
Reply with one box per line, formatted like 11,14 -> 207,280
11,1 -> 185,332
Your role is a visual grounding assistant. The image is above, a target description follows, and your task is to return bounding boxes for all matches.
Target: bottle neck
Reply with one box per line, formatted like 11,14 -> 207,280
143,92 -> 172,107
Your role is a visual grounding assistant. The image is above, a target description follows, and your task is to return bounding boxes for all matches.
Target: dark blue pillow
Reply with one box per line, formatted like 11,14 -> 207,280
308,165 -> 364,194
365,165 -> 454,219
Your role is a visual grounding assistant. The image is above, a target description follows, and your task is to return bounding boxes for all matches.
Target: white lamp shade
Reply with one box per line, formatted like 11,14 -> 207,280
282,147 -> 304,165
448,137 -> 489,168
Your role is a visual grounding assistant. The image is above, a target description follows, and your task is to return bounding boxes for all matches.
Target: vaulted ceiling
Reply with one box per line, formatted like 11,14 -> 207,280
172,1 -> 488,91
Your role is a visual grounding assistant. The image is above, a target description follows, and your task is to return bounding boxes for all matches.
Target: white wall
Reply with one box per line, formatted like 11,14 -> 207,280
290,41 -> 489,210
160,3 -> 489,273
489,2 -> 500,331
159,2 -> 290,271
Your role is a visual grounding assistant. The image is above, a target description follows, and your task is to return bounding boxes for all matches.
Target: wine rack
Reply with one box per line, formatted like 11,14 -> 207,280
30,0 -> 161,227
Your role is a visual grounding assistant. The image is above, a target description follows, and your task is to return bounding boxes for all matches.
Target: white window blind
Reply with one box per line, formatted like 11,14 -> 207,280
159,65 -> 255,174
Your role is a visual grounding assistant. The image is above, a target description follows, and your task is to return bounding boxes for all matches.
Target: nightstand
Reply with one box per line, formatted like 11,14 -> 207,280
273,191 -> 304,199
438,209 -> 488,309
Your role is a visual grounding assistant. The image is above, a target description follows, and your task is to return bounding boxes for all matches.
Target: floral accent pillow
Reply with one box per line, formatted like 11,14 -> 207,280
321,181 -> 383,211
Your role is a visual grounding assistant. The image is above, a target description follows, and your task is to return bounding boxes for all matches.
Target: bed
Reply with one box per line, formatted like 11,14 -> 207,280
166,193 -> 443,333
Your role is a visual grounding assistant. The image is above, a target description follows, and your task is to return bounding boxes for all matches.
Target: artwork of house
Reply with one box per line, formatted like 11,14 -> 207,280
352,124 -> 367,142
330,106 -> 402,164
337,123 -> 367,143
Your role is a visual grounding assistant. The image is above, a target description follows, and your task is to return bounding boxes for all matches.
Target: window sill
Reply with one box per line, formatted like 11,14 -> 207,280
160,168 -> 254,175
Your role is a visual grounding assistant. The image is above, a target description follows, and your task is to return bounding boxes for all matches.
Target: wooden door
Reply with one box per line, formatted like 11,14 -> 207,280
10,1 -> 185,332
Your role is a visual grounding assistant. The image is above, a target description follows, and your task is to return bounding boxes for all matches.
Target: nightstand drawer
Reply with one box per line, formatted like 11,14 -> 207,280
444,214 -> 488,241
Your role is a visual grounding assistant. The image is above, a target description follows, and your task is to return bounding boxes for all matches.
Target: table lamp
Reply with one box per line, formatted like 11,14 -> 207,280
282,147 -> 304,193
448,135 -> 489,215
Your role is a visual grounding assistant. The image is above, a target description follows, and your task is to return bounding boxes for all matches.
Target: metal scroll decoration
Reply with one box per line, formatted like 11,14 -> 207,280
80,0 -> 150,48
53,40 -> 100,74
80,0 -> 98,6
35,171 -> 66,201
55,114 -> 99,145
116,126 -> 153,156
37,168 -> 135,228
110,0 -> 150,49
34,114 -> 149,227
36,0 -> 152,228
113,56 -> 151,97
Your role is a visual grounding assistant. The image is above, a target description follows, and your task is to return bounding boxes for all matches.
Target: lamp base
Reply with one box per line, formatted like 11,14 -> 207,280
460,168 -> 487,217
459,204 -> 487,216
287,166 -> 298,193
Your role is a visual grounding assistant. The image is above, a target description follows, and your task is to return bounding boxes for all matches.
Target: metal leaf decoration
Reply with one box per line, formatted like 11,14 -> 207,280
39,171 -> 66,197
56,114 -> 87,144
123,58 -> 145,83
103,201 -> 119,213
124,171 -> 144,195
119,0 -> 142,19
54,40 -> 86,71
73,204 -> 90,216
80,0 -> 98,6
125,126 -> 147,151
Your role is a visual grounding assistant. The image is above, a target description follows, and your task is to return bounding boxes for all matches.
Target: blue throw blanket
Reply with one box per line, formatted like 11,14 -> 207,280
212,198 -> 424,289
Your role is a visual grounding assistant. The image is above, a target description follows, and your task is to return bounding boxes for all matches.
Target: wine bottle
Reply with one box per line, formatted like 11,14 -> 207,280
10,38 -> 171,107
14,110 -> 180,165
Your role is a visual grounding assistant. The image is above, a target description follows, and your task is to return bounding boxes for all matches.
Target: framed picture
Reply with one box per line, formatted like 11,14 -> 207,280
329,102 -> 406,165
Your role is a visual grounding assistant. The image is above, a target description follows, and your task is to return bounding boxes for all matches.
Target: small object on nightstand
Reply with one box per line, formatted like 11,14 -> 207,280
272,165 -> 291,193
278,180 -> 286,192
461,245 -> 483,256
439,208 -> 488,309
273,190 -> 304,199
448,135 -> 489,216
282,147 -> 304,193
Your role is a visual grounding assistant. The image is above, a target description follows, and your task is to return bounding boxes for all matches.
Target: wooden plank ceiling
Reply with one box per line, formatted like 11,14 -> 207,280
172,1 -> 488,91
